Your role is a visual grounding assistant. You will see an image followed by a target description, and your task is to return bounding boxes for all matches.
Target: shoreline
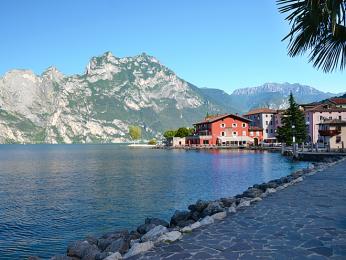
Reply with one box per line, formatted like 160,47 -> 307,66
31,156 -> 346,260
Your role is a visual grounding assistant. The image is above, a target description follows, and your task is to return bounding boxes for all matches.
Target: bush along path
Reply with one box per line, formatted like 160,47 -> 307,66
30,157 -> 346,260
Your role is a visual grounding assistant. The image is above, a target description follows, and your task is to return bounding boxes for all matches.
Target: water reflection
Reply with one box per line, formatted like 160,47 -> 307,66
0,145 -> 309,259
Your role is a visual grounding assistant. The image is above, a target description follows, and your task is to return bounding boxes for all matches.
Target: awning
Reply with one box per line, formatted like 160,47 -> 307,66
218,136 -> 254,142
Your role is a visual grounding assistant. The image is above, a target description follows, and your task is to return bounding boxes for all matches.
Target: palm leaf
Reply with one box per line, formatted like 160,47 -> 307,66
277,0 -> 346,72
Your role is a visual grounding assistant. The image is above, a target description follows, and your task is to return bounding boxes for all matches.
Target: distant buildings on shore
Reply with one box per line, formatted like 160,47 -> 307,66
165,97 -> 346,150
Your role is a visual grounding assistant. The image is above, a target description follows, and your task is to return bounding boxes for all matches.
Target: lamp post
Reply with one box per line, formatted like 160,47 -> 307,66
292,125 -> 296,157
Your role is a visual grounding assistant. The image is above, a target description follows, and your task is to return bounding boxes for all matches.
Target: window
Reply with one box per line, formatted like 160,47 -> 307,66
336,136 -> 341,143
266,121 -> 268,125
270,129 -> 273,133
266,114 -> 268,117
256,131 -> 260,136
270,121 -> 273,125
232,123 -> 237,127
250,132 -> 254,136
203,140 -> 209,144
329,117 -> 332,119
242,131 -> 246,136
320,116 -> 323,120
221,131 -> 226,136
221,123 -> 225,128
233,131 -> 237,136
266,129 -> 269,133
339,116 -> 342,120
242,123 -> 246,128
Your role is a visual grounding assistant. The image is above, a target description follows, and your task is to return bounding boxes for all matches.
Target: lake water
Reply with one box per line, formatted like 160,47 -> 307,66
0,145 -> 309,259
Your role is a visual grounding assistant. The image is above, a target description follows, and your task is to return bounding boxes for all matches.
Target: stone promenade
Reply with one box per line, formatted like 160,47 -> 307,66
131,160 -> 346,259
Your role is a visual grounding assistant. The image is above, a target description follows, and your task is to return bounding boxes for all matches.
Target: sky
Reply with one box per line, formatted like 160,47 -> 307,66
0,0 -> 344,94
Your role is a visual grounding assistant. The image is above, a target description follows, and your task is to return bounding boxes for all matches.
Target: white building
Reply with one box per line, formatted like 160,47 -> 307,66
243,108 -> 278,143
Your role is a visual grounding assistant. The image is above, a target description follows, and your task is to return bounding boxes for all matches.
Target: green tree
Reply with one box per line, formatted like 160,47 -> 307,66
174,127 -> 190,138
277,0 -> 346,72
163,130 -> 177,138
129,125 -> 141,142
148,138 -> 157,145
277,93 -> 307,145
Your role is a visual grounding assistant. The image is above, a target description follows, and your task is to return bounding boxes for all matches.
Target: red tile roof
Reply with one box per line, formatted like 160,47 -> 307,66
243,108 -> 277,116
194,113 -> 251,125
329,98 -> 346,105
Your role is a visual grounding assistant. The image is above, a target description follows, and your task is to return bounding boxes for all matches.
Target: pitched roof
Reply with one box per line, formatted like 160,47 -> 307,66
329,98 -> 346,105
243,108 -> 277,116
194,113 -> 251,125
305,106 -> 346,112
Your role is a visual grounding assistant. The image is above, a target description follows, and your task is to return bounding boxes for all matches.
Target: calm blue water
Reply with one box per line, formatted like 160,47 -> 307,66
0,145 -> 309,259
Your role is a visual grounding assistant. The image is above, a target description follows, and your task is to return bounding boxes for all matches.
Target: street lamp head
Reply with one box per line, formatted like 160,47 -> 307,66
292,125 -> 295,129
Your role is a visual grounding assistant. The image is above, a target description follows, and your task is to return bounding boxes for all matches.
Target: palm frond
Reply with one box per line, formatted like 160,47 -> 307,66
277,0 -> 346,73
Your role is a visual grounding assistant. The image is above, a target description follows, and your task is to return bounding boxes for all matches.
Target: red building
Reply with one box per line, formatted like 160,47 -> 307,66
248,126 -> 264,146
186,114 -> 253,146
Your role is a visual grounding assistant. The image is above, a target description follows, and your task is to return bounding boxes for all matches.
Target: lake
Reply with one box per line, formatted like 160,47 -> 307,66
0,145 -> 309,259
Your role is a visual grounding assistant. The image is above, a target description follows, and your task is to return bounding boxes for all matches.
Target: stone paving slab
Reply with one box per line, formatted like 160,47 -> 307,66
130,160 -> 346,259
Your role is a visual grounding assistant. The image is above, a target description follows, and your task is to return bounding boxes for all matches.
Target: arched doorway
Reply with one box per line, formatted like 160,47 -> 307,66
254,138 -> 259,146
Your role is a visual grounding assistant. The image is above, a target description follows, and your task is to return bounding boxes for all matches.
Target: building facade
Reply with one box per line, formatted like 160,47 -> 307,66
302,98 -> 346,144
243,108 -> 278,143
318,119 -> 346,150
186,114 -> 252,146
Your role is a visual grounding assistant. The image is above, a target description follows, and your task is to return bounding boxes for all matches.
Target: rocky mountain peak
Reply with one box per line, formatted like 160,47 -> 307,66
42,66 -> 64,82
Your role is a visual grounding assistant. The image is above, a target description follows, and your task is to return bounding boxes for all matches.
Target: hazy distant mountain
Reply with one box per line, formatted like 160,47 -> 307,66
0,52 -> 227,144
0,52 -> 339,144
201,83 -> 335,113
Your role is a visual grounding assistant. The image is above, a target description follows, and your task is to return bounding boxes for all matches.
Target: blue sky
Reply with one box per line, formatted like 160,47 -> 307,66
0,0 -> 344,93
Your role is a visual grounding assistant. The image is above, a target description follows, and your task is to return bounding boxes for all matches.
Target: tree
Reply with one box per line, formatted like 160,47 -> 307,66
148,138 -> 157,145
277,93 -> 307,145
129,125 -> 141,142
277,0 -> 346,72
163,130 -> 177,138
174,127 -> 190,138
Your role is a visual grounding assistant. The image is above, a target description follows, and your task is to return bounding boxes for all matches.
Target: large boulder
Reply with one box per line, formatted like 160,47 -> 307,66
188,200 -> 209,213
136,223 -> 156,235
170,210 -> 191,226
67,240 -> 99,259
145,217 -> 169,228
175,219 -> 195,228
220,197 -> 236,207
104,252 -> 122,260
242,188 -> 263,198
123,241 -> 154,259
200,216 -> 214,226
141,225 -> 168,242
201,201 -> 224,217
157,231 -> 182,243
104,237 -> 130,255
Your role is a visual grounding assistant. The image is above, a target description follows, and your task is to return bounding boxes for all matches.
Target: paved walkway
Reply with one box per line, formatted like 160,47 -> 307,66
132,160 -> 346,259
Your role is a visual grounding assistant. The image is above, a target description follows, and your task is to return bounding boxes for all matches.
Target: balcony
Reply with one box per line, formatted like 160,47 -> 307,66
319,129 -> 341,136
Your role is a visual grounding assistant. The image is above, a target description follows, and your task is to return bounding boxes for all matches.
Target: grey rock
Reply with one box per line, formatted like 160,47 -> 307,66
170,210 -> 190,226
242,188 -> 263,198
145,217 -> 169,227
104,237 -> 130,254
67,240 -> 99,258
137,223 -> 156,235
176,219 -> 195,228
123,241 -> 154,259
141,225 -> 168,242
104,252 -> 122,260
188,200 -> 209,212
201,201 -> 224,217
220,197 -> 236,207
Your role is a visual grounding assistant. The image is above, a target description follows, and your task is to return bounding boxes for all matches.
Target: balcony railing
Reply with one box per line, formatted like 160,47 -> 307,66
319,129 -> 341,136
